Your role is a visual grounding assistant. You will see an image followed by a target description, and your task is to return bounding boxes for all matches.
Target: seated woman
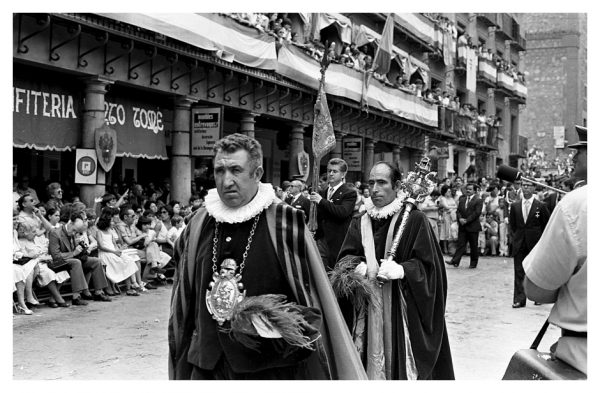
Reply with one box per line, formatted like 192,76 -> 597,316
96,208 -> 140,296
136,215 -> 171,286
13,217 -> 34,315
17,220 -> 70,308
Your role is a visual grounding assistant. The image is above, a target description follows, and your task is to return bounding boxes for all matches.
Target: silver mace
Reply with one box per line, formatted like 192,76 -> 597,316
376,157 -> 437,286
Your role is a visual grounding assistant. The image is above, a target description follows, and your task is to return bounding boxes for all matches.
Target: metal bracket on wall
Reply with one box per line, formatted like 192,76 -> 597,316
271,87 -> 289,114
49,21 -> 81,62
170,59 -> 197,91
285,91 -> 303,118
224,74 -> 248,103
238,77 -> 256,106
339,107 -> 354,131
104,39 -> 134,75
128,46 -> 157,80
78,30 -> 109,68
302,95 -> 315,122
254,84 -> 277,111
17,14 -> 51,55
150,52 -> 178,86
189,64 -> 208,96
207,67 -> 227,99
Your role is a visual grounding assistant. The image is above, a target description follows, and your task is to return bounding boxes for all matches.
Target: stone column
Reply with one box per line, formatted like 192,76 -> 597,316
363,138 -> 375,182
518,51 -> 525,73
330,132 -> 343,159
447,144 -> 455,175
288,122 -> 307,179
487,26 -> 496,53
79,76 -> 113,207
240,111 -> 258,138
504,97 -> 512,154
504,40 -> 512,63
392,145 -> 401,171
170,96 -> 197,205
467,13 -> 478,43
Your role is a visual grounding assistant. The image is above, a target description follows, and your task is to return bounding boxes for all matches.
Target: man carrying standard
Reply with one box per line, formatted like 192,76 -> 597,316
334,162 -> 454,380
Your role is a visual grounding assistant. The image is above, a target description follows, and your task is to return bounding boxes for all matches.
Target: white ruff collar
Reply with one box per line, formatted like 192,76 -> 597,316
364,195 -> 405,220
205,183 -> 276,223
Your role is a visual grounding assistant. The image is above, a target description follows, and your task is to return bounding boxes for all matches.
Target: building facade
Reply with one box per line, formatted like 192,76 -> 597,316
13,13 -> 528,206
519,13 -> 587,174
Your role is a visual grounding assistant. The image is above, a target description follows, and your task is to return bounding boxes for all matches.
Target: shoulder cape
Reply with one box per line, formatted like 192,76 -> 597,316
168,202 -> 367,380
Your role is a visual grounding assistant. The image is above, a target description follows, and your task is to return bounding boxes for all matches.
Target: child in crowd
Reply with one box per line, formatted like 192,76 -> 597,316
167,215 -> 185,249
136,216 -> 170,285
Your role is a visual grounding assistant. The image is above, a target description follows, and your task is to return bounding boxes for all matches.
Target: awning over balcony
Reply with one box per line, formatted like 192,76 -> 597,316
393,13 -> 434,46
352,24 -> 430,74
276,43 -> 438,128
98,13 -> 278,70
311,13 -> 352,44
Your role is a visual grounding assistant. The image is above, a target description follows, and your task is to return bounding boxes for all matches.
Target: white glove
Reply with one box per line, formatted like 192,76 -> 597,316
377,259 -> 405,281
354,262 -> 368,277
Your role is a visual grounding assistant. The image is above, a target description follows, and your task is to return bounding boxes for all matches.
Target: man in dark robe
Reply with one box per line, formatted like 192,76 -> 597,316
336,162 -> 454,380
168,133 -> 366,380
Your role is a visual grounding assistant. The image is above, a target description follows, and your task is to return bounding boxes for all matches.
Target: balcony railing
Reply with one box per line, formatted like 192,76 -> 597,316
478,58 -> 497,86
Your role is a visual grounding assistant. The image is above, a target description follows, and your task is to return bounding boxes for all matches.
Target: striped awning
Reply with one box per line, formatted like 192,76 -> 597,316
98,13 -> 278,70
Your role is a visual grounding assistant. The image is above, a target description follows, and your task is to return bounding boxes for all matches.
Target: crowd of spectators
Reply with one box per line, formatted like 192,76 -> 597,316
274,168 -> 571,265
12,175 -> 207,315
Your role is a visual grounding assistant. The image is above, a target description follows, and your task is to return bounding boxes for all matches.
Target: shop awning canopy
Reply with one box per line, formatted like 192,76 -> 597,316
98,13 -> 278,70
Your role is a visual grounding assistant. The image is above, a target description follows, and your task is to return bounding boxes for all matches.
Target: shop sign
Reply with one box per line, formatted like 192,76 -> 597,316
343,137 -> 363,171
75,149 -> 97,184
13,82 -> 81,150
103,94 -> 170,159
191,107 -> 222,156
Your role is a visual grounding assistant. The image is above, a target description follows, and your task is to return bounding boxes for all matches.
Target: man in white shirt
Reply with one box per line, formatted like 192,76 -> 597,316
523,125 -> 587,375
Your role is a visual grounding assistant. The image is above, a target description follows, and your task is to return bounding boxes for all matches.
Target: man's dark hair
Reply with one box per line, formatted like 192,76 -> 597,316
466,182 -> 477,190
327,158 -> 348,173
189,194 -> 201,203
213,133 -> 263,173
119,205 -> 133,220
17,193 -> 31,211
371,161 -> 402,185
69,209 -> 85,223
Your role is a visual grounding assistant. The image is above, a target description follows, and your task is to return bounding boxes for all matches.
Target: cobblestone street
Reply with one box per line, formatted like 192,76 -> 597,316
13,255 -> 560,380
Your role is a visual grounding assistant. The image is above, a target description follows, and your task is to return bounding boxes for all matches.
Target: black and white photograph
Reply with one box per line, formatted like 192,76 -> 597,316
8,2 -> 593,387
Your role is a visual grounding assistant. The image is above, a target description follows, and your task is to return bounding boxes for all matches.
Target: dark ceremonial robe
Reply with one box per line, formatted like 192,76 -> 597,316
337,208 -> 455,380
169,202 -> 367,380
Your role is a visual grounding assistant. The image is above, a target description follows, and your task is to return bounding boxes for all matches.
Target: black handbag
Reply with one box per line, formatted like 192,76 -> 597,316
502,319 -> 586,380
13,256 -> 32,266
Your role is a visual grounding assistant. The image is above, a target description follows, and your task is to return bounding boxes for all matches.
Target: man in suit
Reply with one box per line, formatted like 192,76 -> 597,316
48,211 -> 112,305
509,182 -> 550,308
446,183 -> 484,268
309,158 -> 357,269
286,179 -> 311,221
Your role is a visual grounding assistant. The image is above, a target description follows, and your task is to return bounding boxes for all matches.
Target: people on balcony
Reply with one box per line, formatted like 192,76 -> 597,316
477,110 -> 489,145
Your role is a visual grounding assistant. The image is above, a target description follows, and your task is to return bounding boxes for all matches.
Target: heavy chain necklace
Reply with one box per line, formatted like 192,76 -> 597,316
206,213 -> 261,325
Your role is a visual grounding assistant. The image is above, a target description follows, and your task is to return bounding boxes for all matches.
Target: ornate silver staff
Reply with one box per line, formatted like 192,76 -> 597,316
376,157 -> 437,285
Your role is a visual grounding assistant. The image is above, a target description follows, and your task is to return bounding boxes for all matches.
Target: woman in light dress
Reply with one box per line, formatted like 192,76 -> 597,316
438,185 -> 458,255
96,208 -> 140,296
17,220 -> 70,308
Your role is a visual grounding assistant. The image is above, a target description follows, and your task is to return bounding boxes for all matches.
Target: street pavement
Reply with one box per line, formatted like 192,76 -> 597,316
13,255 -> 561,380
